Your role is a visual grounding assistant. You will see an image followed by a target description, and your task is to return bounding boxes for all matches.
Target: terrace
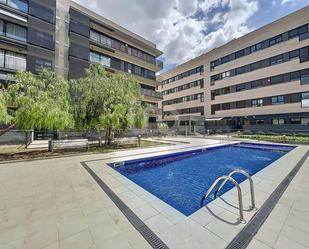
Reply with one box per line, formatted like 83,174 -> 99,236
0,137 -> 308,249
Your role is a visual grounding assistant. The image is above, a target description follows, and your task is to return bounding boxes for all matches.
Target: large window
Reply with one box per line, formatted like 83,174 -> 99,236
89,51 -> 111,68
34,58 -> 52,73
269,35 -> 282,46
0,50 -> 26,71
0,20 -> 4,36
0,49 -> 4,68
272,96 -> 284,105
301,92 -> 309,108
6,22 -> 27,42
290,118 -> 301,124
0,19 -> 27,42
272,118 -> 285,125
252,99 -> 263,107
5,0 -> 28,12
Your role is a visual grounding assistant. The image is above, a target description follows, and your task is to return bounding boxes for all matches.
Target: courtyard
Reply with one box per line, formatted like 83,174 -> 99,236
0,137 -> 308,249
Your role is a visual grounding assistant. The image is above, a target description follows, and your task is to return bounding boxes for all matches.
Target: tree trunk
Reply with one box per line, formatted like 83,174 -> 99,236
107,127 -> 113,145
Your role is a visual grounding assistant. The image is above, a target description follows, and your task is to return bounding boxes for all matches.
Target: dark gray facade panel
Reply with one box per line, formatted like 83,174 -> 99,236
26,55 -> 53,74
69,42 -> 90,61
28,0 -> 56,24
69,32 -> 89,47
29,0 -> 56,9
28,27 -> 55,50
28,16 -> 55,32
69,57 -> 89,79
69,8 -> 90,38
27,45 -> 54,59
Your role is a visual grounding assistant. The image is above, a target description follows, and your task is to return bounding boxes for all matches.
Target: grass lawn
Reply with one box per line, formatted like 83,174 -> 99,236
236,134 -> 309,145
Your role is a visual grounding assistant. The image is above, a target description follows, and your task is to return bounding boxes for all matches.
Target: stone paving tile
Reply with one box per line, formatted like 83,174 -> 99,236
275,235 -> 309,249
144,213 -> 174,234
247,239 -> 272,249
60,229 -> 94,249
134,205 -> 159,221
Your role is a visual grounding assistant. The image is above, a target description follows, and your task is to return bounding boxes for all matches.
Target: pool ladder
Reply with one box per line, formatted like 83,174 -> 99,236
200,169 -> 256,222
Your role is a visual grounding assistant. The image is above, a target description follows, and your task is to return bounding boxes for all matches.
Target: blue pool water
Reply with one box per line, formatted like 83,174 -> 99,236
110,143 -> 294,216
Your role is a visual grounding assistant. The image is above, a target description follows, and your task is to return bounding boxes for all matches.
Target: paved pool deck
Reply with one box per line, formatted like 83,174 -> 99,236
0,137 -> 308,249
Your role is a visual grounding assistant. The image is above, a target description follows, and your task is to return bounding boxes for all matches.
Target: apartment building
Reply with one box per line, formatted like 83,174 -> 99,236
0,0 -> 163,128
158,6 -> 309,133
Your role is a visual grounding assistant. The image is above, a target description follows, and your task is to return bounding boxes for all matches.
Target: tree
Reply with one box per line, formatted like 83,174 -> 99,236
5,70 -> 73,130
70,64 -> 145,144
0,90 -> 11,124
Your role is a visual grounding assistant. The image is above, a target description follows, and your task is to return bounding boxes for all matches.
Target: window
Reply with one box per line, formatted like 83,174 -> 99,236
0,20 -> 4,36
269,35 -> 282,46
90,30 -> 100,43
290,118 -> 301,124
221,55 -> 230,64
270,75 -> 284,85
7,0 -> 28,12
235,66 -> 246,75
235,49 -> 245,59
256,119 -> 265,125
34,58 -> 52,73
0,20 -> 27,42
4,51 -> 26,70
272,96 -> 284,105
250,61 -> 261,71
301,92 -> 309,108
222,103 -> 230,110
236,84 -> 246,92
6,22 -> 26,42
252,99 -> 263,107
250,43 -> 262,53
288,25 -> 308,39
0,49 -> 4,68
270,55 -> 283,65
236,101 -> 246,109
301,118 -> 309,125
90,52 -> 100,63
251,80 -> 263,88
291,71 -> 301,81
272,118 -> 285,125
89,52 -> 111,67
289,49 -> 300,60
222,71 -> 230,79
299,24 -> 309,36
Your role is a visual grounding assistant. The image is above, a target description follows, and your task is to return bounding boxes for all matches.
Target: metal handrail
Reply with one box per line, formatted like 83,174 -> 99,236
201,175 -> 244,221
214,169 -> 256,210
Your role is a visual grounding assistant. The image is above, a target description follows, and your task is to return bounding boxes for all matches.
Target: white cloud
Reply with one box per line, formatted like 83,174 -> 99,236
281,0 -> 297,4
75,0 -> 259,66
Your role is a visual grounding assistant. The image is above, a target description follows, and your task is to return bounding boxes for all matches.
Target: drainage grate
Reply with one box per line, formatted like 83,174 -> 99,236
226,150 -> 309,249
81,162 -> 169,249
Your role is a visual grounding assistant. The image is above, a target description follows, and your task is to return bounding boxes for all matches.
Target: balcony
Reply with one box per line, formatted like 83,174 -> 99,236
141,88 -> 163,100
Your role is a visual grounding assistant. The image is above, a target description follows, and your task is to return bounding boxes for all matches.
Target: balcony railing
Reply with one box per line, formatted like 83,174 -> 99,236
141,88 -> 163,99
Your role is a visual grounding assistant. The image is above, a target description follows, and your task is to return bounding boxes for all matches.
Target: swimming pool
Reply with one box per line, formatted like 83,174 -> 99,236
110,143 -> 294,216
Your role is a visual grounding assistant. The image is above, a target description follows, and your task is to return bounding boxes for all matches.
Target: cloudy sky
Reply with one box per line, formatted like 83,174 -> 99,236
75,0 -> 308,71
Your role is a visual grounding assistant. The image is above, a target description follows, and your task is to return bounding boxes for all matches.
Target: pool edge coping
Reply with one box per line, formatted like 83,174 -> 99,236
81,142 -> 308,249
